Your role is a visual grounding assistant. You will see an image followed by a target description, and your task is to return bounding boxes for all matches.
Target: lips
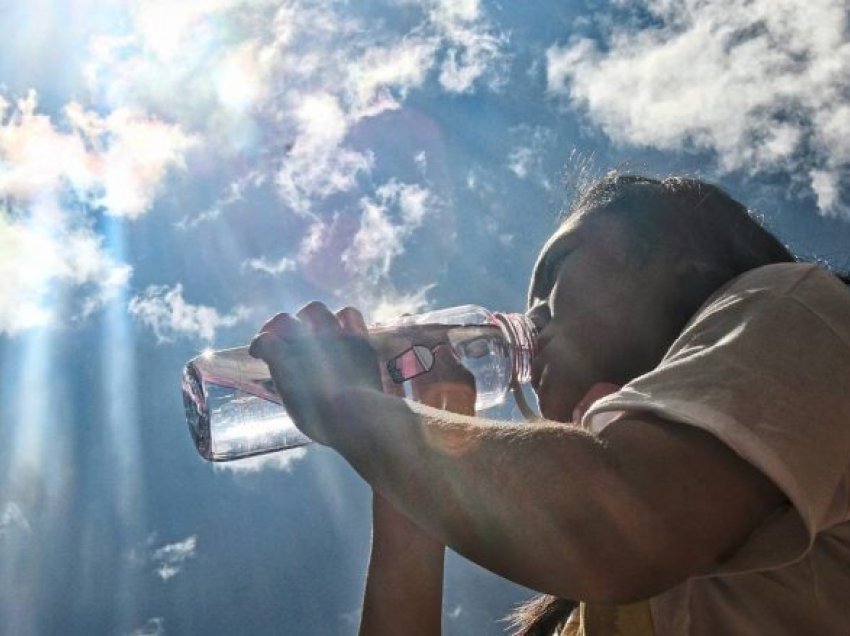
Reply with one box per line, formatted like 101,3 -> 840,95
530,358 -> 546,392
530,328 -> 554,392
530,337 -> 553,393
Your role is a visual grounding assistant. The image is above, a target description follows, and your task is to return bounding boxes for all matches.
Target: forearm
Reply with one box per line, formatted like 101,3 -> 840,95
327,388 -> 648,600
360,494 -> 445,636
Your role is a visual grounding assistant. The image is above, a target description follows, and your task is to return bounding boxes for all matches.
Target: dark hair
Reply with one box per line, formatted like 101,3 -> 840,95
510,172 -> 799,635
576,174 -> 798,324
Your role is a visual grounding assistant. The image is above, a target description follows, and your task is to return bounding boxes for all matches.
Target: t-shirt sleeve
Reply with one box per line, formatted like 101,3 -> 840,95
583,265 -> 850,575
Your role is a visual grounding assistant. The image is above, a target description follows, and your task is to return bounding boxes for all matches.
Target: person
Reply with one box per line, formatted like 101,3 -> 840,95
250,174 -> 850,635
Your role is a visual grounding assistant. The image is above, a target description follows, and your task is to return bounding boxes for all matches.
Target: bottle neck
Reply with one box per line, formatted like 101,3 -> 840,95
492,311 -> 538,385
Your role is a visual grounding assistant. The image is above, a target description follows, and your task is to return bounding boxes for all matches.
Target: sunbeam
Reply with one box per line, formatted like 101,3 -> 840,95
100,215 -> 146,629
0,326 -> 68,634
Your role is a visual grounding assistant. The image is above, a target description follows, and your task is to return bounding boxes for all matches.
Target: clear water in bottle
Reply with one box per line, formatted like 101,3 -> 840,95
182,305 -> 536,461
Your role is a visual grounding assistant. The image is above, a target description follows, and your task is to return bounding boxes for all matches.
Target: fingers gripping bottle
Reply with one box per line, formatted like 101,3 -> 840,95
181,305 -> 538,461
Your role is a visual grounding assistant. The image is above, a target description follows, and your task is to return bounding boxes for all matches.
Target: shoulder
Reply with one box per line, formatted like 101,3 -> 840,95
708,262 -> 848,305
686,263 -> 850,339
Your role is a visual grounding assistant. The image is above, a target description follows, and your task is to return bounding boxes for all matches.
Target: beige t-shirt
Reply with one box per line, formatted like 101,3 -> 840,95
581,262 -> 850,636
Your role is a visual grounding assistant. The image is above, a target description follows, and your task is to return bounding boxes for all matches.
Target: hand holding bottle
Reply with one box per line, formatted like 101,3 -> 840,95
249,302 -> 383,446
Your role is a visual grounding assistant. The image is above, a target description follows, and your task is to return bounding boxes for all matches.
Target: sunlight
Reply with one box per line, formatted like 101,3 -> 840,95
0,204 -> 67,333
3,196 -> 74,477
101,218 -> 144,525
214,45 -> 265,115
0,326 -> 66,632
5,0 -> 848,631
100,217 -> 146,627
133,0 -> 223,62
7,331 -> 52,473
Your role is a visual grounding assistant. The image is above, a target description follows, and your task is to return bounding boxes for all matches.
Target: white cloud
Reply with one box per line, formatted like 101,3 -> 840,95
810,169 -> 840,213
0,90 -> 190,334
0,204 -> 131,334
447,604 -> 463,620
430,0 -> 509,93
1,91 -> 192,219
507,125 -> 555,188
175,206 -> 222,231
361,284 -> 436,325
508,146 -> 535,180
277,92 -> 374,216
128,283 -> 250,342
241,216 -> 329,283
151,535 -> 197,581
0,502 -> 31,536
70,106 -> 193,219
243,182 -> 437,322
84,0 -> 508,216
79,1 -> 503,331
84,1 -> 278,158
257,181 -> 437,323
242,255 -> 296,276
0,91 -> 92,201
176,171 -> 265,230
132,0 -> 248,62
213,446 -> 308,474
414,151 -> 428,175
546,0 -> 850,215
127,617 -> 166,636
352,38 -> 439,116
298,219 -> 331,262
342,181 -> 434,279
336,179 -> 438,323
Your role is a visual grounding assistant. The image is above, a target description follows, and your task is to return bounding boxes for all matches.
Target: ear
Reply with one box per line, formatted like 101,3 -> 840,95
665,253 -> 731,331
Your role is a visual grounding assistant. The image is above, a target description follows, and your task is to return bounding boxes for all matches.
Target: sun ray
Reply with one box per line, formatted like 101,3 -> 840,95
99,215 -> 147,627
0,326 -> 63,633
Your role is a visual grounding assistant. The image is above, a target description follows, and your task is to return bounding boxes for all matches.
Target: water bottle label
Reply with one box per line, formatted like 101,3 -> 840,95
386,345 -> 435,383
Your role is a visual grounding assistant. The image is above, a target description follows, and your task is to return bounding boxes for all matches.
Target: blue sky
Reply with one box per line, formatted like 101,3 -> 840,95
1,1 -> 849,634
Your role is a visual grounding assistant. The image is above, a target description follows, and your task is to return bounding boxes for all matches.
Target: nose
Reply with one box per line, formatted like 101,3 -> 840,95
526,302 -> 551,333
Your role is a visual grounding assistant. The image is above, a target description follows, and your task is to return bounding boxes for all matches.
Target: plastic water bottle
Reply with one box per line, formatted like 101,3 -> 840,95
181,305 -> 537,461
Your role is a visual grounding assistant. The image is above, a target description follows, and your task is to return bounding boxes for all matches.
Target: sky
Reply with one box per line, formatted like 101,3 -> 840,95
1,0 -> 849,634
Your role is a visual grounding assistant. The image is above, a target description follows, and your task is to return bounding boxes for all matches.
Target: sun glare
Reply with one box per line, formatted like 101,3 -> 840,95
214,46 -> 265,114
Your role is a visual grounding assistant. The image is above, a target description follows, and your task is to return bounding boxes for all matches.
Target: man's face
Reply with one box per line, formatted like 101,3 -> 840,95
527,212 -> 677,422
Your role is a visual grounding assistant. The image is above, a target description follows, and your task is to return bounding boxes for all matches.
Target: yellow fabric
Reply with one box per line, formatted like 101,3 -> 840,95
559,601 -> 655,636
